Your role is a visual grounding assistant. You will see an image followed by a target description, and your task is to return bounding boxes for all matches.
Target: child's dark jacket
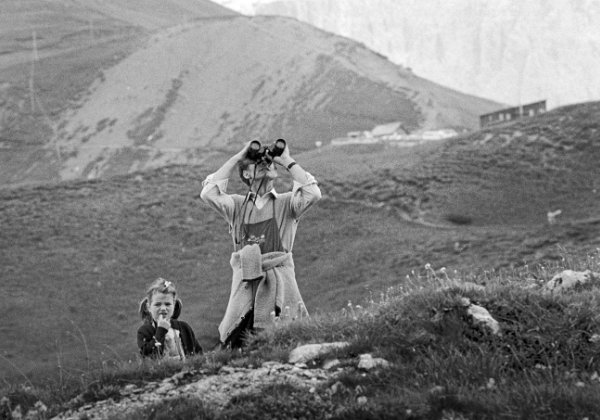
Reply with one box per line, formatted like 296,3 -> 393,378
137,319 -> 203,358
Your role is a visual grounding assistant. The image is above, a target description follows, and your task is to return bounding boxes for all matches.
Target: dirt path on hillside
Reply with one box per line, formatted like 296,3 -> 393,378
52,362 -> 336,419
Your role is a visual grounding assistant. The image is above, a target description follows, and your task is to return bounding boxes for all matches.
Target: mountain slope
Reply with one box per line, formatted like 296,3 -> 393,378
48,15 -> 498,182
1,7 -> 500,186
0,0 -> 238,185
66,0 -> 239,29
0,0 -> 237,82
221,0 -> 600,108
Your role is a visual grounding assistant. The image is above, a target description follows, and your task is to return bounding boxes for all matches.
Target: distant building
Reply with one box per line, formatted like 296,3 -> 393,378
330,137 -> 379,146
331,123 -> 405,146
479,100 -> 546,128
380,128 -> 457,147
331,122 -> 457,146
371,121 -> 407,139
522,100 -> 547,117
419,129 -> 458,140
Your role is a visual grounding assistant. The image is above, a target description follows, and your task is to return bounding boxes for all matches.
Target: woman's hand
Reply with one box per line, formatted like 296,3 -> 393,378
273,142 -> 293,167
234,141 -> 253,162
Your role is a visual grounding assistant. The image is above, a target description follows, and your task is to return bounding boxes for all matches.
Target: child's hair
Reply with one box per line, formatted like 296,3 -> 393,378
138,277 -> 182,322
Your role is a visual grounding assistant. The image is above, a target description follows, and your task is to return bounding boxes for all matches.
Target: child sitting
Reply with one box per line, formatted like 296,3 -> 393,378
137,278 -> 202,359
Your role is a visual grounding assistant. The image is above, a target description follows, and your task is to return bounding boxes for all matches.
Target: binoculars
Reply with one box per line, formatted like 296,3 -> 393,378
246,138 -> 286,163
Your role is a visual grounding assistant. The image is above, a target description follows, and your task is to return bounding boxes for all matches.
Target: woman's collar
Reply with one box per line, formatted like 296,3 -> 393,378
249,188 -> 278,200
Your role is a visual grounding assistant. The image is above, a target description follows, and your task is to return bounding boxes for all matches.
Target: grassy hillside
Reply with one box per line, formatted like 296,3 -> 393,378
4,252 -> 600,419
1,102 -> 599,387
307,101 -> 600,226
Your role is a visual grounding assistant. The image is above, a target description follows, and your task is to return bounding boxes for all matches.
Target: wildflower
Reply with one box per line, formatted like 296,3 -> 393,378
589,334 -> 600,343
11,405 -> 23,420
439,267 -> 450,281
347,301 -> 357,319
34,401 -> 48,415
428,385 -> 444,394
297,302 -> 308,318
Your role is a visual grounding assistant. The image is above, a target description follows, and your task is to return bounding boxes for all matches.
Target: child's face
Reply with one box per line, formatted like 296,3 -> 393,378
149,292 -> 175,322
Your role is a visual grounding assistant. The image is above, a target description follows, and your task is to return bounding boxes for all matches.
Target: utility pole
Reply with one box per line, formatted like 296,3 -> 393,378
28,30 -> 57,144
29,30 -> 38,112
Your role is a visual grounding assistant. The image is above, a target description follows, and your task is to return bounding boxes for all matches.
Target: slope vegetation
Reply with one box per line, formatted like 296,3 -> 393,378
308,101 -> 600,226
0,0 -> 237,185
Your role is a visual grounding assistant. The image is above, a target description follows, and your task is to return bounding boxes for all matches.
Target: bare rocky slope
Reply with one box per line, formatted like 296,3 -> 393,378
0,1 -> 500,186
224,0 -> 600,108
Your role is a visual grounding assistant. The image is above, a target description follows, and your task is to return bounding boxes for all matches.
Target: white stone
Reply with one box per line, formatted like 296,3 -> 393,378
322,358 -> 341,370
467,304 -> 501,335
543,270 -> 596,293
357,353 -> 391,370
288,342 -> 350,364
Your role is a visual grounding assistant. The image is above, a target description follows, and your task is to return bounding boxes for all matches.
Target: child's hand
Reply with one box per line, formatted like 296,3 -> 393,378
157,314 -> 171,330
